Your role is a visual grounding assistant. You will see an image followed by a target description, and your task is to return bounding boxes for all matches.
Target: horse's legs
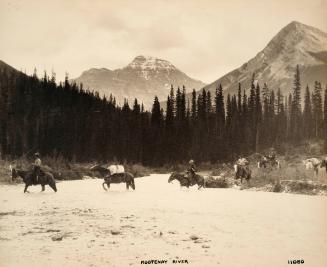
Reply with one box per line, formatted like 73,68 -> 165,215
41,185 -> 45,192
24,184 -> 29,193
131,180 -> 135,190
126,182 -> 129,190
102,182 -> 110,191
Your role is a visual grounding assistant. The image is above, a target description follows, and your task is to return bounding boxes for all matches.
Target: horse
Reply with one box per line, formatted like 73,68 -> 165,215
168,172 -> 205,189
90,164 -> 110,177
10,165 -> 57,193
303,158 -> 321,176
234,164 -> 251,185
102,172 -> 135,191
91,164 -> 125,177
257,156 -> 280,169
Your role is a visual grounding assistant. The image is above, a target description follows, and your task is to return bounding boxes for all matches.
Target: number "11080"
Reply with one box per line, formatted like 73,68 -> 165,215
288,260 -> 304,264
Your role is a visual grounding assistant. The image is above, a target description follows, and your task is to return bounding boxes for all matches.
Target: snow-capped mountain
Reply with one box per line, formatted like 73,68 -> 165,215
202,21 -> 327,97
73,55 -> 205,108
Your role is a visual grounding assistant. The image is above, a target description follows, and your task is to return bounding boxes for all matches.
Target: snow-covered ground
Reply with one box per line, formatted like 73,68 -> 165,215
0,174 -> 326,267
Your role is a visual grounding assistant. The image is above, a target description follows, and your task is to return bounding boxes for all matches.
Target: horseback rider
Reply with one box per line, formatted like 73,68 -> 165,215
32,152 -> 42,184
267,148 -> 276,161
187,159 -> 197,184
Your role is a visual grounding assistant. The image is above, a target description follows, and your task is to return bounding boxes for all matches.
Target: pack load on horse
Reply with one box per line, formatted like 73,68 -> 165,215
107,164 -> 125,175
303,158 -> 322,176
234,157 -> 251,184
90,164 -> 135,191
90,164 -> 124,176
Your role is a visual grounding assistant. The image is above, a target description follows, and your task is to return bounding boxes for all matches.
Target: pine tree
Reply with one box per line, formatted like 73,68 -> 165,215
255,82 -> 262,124
312,81 -> 323,138
166,96 -> 174,128
169,85 -> 175,117
191,89 -> 197,120
276,88 -> 286,143
215,84 -> 225,136
290,65 -> 302,141
237,83 -> 242,115
262,83 -> 269,120
176,87 -> 182,122
303,85 -> 313,139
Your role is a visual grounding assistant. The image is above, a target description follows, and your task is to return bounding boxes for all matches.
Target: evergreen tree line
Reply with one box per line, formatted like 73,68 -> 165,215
0,65 -> 326,166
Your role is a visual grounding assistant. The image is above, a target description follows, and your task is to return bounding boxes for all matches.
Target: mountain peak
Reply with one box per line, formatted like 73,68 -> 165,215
260,20 -> 327,63
201,21 -> 327,102
127,55 -> 176,70
278,20 -> 327,39
73,55 -> 205,109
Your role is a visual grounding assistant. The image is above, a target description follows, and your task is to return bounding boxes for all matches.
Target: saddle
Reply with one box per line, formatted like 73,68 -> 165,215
185,171 -> 197,185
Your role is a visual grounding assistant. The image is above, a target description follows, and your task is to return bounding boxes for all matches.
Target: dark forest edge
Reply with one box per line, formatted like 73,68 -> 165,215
0,65 -> 326,166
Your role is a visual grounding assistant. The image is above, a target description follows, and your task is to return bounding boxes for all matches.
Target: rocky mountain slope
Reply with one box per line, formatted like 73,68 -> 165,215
202,21 -> 327,97
73,56 -> 205,108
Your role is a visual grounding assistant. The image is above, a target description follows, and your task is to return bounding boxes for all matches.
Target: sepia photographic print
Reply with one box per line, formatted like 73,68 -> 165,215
1,0 -> 327,266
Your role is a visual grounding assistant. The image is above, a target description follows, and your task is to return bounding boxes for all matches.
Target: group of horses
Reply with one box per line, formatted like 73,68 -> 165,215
303,157 -> 327,176
8,156 -> 327,193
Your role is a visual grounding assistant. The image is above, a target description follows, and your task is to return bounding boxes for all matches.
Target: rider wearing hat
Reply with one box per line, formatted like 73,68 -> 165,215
187,159 -> 196,184
32,152 -> 42,184
267,147 -> 276,161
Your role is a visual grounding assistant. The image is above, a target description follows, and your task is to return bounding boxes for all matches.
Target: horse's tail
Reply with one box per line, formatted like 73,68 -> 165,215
126,173 -> 135,190
125,172 -> 135,190
46,172 -> 57,192
49,180 -> 57,192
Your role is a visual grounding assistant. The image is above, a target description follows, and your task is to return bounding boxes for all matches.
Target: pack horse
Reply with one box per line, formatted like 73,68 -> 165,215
90,164 -> 135,191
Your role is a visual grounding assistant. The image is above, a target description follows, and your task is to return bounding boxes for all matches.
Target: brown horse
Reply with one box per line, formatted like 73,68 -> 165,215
168,172 -> 205,189
234,164 -> 251,184
10,166 -> 57,193
102,172 -> 135,191
258,156 -> 280,169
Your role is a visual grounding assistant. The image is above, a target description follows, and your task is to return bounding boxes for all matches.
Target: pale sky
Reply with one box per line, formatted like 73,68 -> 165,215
1,0 -> 327,83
